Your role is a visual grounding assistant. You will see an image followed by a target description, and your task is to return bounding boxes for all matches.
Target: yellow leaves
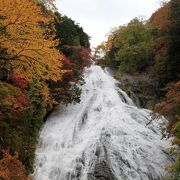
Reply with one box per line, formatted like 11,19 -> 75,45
40,83 -> 50,103
40,83 -> 58,107
0,0 -> 64,81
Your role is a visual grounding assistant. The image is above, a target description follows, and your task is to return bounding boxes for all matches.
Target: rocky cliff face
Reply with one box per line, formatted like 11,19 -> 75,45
114,73 -> 159,109
87,131 -> 117,180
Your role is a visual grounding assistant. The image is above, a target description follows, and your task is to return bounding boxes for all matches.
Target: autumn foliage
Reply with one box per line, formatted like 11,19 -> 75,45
0,0 -> 63,81
0,150 -> 28,180
0,0 -> 90,176
155,81 -> 180,178
150,3 -> 171,31
155,81 -> 180,119
50,12 -> 90,104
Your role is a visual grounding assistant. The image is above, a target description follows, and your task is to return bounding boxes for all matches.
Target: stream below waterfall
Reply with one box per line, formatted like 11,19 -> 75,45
34,65 -> 172,180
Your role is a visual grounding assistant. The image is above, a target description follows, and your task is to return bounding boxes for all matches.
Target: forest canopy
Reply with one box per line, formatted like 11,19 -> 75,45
0,0 -> 90,176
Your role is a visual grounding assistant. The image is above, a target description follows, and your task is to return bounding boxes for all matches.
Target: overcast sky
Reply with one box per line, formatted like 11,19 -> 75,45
56,0 -> 161,48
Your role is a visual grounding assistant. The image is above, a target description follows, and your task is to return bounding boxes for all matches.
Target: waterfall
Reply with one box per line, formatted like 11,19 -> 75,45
34,65 -> 172,180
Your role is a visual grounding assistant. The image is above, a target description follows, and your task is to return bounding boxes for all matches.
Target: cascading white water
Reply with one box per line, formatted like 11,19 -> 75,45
34,65 -> 172,180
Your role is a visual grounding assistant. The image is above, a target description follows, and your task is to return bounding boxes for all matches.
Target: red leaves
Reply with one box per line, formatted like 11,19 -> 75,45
7,72 -> 28,91
63,70 -> 74,79
63,45 -> 90,62
61,46 -> 90,83
77,48 -> 90,60
61,55 -> 75,82
62,55 -> 72,69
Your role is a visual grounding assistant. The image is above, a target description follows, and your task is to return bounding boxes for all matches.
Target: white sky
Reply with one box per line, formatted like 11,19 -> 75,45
56,0 -> 161,48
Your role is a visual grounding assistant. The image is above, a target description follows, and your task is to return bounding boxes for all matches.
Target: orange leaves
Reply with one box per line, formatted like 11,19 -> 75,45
166,82 -> 180,105
150,3 -> 171,31
0,0 -> 64,81
0,149 -> 28,180
155,81 -> 180,115
155,81 -> 180,135
149,3 -> 171,82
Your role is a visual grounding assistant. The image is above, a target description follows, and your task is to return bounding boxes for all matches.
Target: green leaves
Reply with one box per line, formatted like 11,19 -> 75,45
109,18 -> 154,74
54,12 -> 90,48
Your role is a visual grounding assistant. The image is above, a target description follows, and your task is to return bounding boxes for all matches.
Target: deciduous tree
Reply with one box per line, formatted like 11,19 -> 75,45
0,0 -> 63,81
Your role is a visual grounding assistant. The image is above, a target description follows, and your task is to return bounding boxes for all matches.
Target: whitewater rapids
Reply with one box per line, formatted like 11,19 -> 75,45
34,65 -> 172,180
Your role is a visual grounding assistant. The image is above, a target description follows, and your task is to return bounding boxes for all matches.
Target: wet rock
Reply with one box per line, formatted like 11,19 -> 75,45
88,131 -> 117,180
115,73 -> 158,108
88,160 -> 116,180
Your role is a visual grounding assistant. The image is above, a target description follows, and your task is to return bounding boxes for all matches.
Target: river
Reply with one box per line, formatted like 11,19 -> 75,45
34,65 -> 172,180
